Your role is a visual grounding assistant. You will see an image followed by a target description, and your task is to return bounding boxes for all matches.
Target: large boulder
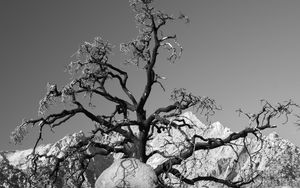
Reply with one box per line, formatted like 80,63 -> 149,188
95,158 -> 158,188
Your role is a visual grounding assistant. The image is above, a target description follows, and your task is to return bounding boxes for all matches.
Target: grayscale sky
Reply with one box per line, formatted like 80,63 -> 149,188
1,0 -> 300,151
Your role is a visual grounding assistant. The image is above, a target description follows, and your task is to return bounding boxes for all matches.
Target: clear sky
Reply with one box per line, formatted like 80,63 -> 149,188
1,0 -> 300,151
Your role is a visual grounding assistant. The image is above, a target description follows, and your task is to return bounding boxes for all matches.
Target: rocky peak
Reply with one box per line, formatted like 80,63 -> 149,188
0,131 -> 113,188
147,111 -> 300,187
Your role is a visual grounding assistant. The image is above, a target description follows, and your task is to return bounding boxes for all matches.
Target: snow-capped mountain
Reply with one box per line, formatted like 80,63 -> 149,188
1,112 -> 300,187
147,111 -> 300,187
0,131 -> 113,188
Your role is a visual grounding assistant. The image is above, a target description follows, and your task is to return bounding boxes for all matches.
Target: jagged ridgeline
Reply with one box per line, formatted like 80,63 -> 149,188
0,132 -> 113,187
1,112 -> 300,188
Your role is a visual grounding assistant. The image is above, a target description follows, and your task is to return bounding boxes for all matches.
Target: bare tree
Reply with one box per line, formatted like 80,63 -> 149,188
11,0 -> 299,187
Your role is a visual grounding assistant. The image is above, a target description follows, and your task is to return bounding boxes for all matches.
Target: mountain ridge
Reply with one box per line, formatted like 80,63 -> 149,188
1,111 -> 300,187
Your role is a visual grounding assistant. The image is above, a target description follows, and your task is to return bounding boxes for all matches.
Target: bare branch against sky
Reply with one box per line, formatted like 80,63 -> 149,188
1,0 -> 300,151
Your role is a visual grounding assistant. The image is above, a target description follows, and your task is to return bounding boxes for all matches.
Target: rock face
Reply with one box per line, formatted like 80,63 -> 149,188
95,158 -> 158,188
147,112 -> 300,187
1,112 -> 300,188
0,131 -> 113,188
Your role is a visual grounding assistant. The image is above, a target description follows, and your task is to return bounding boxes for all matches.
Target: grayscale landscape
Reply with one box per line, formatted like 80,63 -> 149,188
1,0 -> 300,187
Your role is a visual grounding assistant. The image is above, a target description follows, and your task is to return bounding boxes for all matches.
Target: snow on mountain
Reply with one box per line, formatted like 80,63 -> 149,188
2,131 -> 85,171
147,111 -> 300,187
1,111 -> 300,187
0,131 -> 113,188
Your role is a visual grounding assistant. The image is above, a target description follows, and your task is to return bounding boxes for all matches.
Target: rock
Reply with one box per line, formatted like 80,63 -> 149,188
95,158 -> 158,188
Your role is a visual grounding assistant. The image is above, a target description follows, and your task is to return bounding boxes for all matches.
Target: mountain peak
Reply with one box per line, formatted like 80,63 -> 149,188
148,112 -> 300,187
180,111 -> 206,128
180,111 -> 232,138
208,121 -> 232,138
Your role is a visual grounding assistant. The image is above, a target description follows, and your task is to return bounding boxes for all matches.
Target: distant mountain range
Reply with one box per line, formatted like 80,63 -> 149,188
148,111 -> 300,187
1,111 -> 300,187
